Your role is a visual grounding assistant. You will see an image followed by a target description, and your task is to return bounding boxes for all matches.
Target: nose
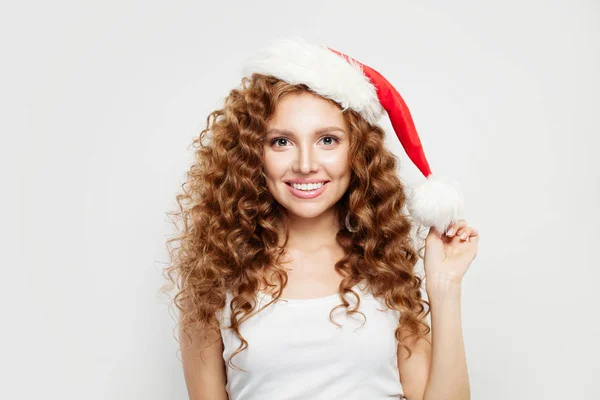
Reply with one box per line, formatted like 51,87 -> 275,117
292,145 -> 318,174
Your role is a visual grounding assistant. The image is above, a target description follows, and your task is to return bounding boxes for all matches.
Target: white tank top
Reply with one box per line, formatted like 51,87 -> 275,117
217,280 -> 406,399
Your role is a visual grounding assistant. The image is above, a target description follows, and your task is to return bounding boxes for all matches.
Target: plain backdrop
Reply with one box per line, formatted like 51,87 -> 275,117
3,0 -> 599,399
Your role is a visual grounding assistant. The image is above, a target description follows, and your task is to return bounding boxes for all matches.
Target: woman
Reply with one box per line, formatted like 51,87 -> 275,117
163,38 -> 479,400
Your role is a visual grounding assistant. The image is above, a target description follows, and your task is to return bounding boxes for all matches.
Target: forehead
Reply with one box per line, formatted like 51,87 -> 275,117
268,92 -> 347,130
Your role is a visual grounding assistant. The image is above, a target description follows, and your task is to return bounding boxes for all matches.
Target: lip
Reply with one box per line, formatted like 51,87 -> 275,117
284,178 -> 329,184
285,181 -> 329,199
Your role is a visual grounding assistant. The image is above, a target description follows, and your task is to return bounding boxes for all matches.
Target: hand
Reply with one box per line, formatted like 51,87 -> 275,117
424,219 -> 479,287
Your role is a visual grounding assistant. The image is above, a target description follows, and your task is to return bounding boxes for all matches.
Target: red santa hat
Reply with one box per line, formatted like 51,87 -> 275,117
241,37 -> 464,234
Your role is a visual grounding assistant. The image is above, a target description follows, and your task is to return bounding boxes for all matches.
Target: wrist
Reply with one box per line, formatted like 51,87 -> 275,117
426,273 -> 463,300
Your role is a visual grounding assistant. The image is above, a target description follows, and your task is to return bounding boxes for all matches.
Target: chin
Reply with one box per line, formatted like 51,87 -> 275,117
285,207 -> 331,220
279,197 -> 337,220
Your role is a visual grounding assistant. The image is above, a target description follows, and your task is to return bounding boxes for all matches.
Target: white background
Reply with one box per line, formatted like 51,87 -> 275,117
3,0 -> 599,399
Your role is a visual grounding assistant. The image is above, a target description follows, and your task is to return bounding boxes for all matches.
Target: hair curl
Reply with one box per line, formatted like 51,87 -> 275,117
161,73 -> 431,372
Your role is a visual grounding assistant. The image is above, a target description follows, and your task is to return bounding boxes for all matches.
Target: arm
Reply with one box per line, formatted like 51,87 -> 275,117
396,322 -> 432,400
179,312 -> 229,400
397,280 -> 469,400
422,279 -> 470,400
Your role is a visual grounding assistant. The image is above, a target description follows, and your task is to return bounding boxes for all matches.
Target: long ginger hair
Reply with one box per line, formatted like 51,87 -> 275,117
162,73 -> 431,371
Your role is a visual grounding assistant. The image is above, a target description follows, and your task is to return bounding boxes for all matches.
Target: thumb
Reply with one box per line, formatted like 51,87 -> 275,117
427,226 -> 443,241
425,226 -> 445,255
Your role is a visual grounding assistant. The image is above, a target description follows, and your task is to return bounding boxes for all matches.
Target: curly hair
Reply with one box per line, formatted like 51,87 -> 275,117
161,73 -> 432,372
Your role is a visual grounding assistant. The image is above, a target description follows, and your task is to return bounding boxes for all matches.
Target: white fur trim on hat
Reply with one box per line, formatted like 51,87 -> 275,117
407,175 -> 465,234
241,37 -> 385,125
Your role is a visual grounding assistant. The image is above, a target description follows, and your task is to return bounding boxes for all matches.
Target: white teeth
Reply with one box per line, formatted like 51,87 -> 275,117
291,182 -> 325,191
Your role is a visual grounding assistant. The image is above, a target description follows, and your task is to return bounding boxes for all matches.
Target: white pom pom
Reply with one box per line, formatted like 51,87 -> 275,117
407,174 -> 464,234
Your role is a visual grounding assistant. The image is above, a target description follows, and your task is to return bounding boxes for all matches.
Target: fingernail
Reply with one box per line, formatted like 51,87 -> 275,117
461,234 -> 467,240
446,229 -> 454,236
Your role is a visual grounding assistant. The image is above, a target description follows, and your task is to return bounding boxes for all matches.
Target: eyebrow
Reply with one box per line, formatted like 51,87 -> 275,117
266,126 -> 347,137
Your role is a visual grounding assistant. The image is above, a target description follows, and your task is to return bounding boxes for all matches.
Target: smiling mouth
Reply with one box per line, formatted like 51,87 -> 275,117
285,181 -> 330,186
285,180 -> 330,199
284,181 -> 331,190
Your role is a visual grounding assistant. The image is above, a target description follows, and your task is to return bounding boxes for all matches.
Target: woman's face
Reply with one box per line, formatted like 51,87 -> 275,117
263,91 -> 351,220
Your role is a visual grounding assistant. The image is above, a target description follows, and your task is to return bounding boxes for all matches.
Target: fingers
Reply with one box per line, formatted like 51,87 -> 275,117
457,227 -> 477,242
445,219 -> 467,237
446,220 -> 479,242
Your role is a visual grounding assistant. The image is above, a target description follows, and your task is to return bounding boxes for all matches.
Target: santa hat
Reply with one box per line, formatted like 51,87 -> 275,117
241,37 -> 464,234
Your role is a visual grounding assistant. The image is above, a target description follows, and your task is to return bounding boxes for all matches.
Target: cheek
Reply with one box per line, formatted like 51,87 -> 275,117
320,152 -> 350,178
263,152 -> 286,179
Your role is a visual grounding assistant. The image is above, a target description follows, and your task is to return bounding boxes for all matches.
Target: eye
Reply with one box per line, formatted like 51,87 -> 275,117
320,136 -> 340,146
269,136 -> 340,147
270,137 -> 290,147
